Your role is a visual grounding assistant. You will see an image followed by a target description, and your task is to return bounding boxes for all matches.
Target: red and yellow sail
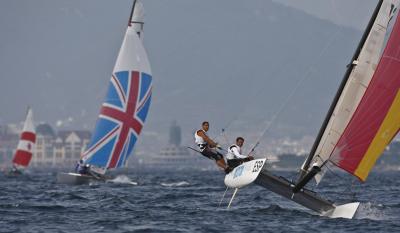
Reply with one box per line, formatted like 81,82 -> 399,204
330,11 -> 400,181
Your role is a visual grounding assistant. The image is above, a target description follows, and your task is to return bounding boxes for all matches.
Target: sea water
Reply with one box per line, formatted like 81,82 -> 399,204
1,168 -> 400,232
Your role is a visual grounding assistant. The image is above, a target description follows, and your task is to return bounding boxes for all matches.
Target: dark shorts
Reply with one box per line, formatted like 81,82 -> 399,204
227,158 -> 248,169
201,148 -> 224,161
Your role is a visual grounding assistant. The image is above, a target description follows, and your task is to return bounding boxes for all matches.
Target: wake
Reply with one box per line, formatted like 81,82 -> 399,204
354,202 -> 387,220
107,175 -> 138,185
160,181 -> 190,187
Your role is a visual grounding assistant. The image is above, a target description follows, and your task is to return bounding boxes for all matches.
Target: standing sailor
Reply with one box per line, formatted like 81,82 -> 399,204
226,137 -> 254,170
194,121 -> 229,173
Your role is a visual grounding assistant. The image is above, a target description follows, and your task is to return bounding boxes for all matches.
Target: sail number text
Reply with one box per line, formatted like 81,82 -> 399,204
252,160 -> 264,173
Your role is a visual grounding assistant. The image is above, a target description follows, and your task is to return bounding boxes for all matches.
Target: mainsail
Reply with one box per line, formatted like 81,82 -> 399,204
12,107 -> 36,169
82,0 -> 152,171
298,0 -> 400,186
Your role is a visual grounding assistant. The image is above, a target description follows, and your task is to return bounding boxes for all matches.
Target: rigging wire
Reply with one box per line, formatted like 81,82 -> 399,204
213,3 -> 343,152
246,26 -> 346,157
325,162 -> 359,200
248,0 -> 377,162
213,56 -> 292,145
214,0 -> 372,164
220,0 -> 355,156
291,161 -> 359,201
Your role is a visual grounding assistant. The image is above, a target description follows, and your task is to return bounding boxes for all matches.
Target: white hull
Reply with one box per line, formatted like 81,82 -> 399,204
224,159 -> 266,188
323,202 -> 360,219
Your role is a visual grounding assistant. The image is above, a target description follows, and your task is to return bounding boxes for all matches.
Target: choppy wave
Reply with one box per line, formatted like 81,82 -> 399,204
160,181 -> 190,187
1,170 -> 400,232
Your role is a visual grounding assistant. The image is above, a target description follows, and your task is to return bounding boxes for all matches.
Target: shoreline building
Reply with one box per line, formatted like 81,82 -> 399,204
136,121 -> 210,170
32,123 -> 91,168
0,123 -> 91,168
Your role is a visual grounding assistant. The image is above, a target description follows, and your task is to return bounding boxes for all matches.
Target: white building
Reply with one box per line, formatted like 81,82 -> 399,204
30,123 -> 91,168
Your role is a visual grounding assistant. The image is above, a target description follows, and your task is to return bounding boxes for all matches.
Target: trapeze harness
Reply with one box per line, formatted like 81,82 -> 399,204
194,129 -> 223,161
226,144 -> 248,169
194,129 -> 207,152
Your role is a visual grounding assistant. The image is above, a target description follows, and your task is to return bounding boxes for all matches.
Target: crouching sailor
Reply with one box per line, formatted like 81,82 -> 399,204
195,121 -> 230,173
75,159 -> 90,175
226,137 -> 254,170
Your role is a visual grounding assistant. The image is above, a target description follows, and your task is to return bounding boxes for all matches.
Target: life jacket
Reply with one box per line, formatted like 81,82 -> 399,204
226,144 -> 242,160
194,129 -> 207,151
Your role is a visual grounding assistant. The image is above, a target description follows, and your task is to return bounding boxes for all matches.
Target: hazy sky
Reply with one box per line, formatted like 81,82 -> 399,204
0,0 -> 381,146
272,0 -> 377,29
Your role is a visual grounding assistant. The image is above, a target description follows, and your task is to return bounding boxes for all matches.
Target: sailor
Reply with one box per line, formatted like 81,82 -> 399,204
195,121 -> 230,173
226,137 -> 254,170
10,164 -> 21,174
74,160 -> 81,173
75,160 -> 90,175
11,164 -> 18,173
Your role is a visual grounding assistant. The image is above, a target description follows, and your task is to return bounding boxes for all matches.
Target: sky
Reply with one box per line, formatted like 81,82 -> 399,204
272,0 -> 377,29
0,0 -> 383,149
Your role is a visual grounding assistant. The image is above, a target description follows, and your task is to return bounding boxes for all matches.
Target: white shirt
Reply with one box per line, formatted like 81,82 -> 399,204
194,130 -> 207,151
226,144 -> 247,160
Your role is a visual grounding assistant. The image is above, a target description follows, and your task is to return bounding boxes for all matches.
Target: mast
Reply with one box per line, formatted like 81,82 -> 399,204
128,0 -> 137,26
128,0 -> 145,40
294,0 -> 384,191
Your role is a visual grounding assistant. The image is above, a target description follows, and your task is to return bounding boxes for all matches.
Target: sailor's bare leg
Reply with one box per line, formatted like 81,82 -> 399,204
216,158 -> 227,169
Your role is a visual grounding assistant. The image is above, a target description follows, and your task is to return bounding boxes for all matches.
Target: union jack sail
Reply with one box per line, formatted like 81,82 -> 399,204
82,0 -> 152,169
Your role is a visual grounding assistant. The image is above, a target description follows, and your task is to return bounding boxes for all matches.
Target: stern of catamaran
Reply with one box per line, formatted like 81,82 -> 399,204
224,159 -> 359,219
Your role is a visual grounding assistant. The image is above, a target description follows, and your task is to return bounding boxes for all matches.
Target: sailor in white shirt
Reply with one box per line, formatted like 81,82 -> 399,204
226,137 -> 254,170
194,121 -> 229,172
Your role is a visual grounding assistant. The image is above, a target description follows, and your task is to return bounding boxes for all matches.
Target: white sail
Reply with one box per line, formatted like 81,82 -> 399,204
113,25 -> 151,75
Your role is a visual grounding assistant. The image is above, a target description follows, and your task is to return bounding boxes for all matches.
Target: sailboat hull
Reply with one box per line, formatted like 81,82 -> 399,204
3,169 -> 23,177
224,159 -> 266,188
224,161 -> 360,218
254,170 -> 359,219
56,172 -> 99,185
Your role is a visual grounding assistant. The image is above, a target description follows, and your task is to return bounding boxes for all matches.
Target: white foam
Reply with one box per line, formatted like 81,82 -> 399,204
354,202 -> 387,220
160,181 -> 189,187
107,175 -> 138,185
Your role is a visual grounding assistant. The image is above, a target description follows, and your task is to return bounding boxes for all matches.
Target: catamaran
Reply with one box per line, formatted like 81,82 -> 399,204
7,107 -> 36,175
57,0 -> 152,184
224,0 -> 400,219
